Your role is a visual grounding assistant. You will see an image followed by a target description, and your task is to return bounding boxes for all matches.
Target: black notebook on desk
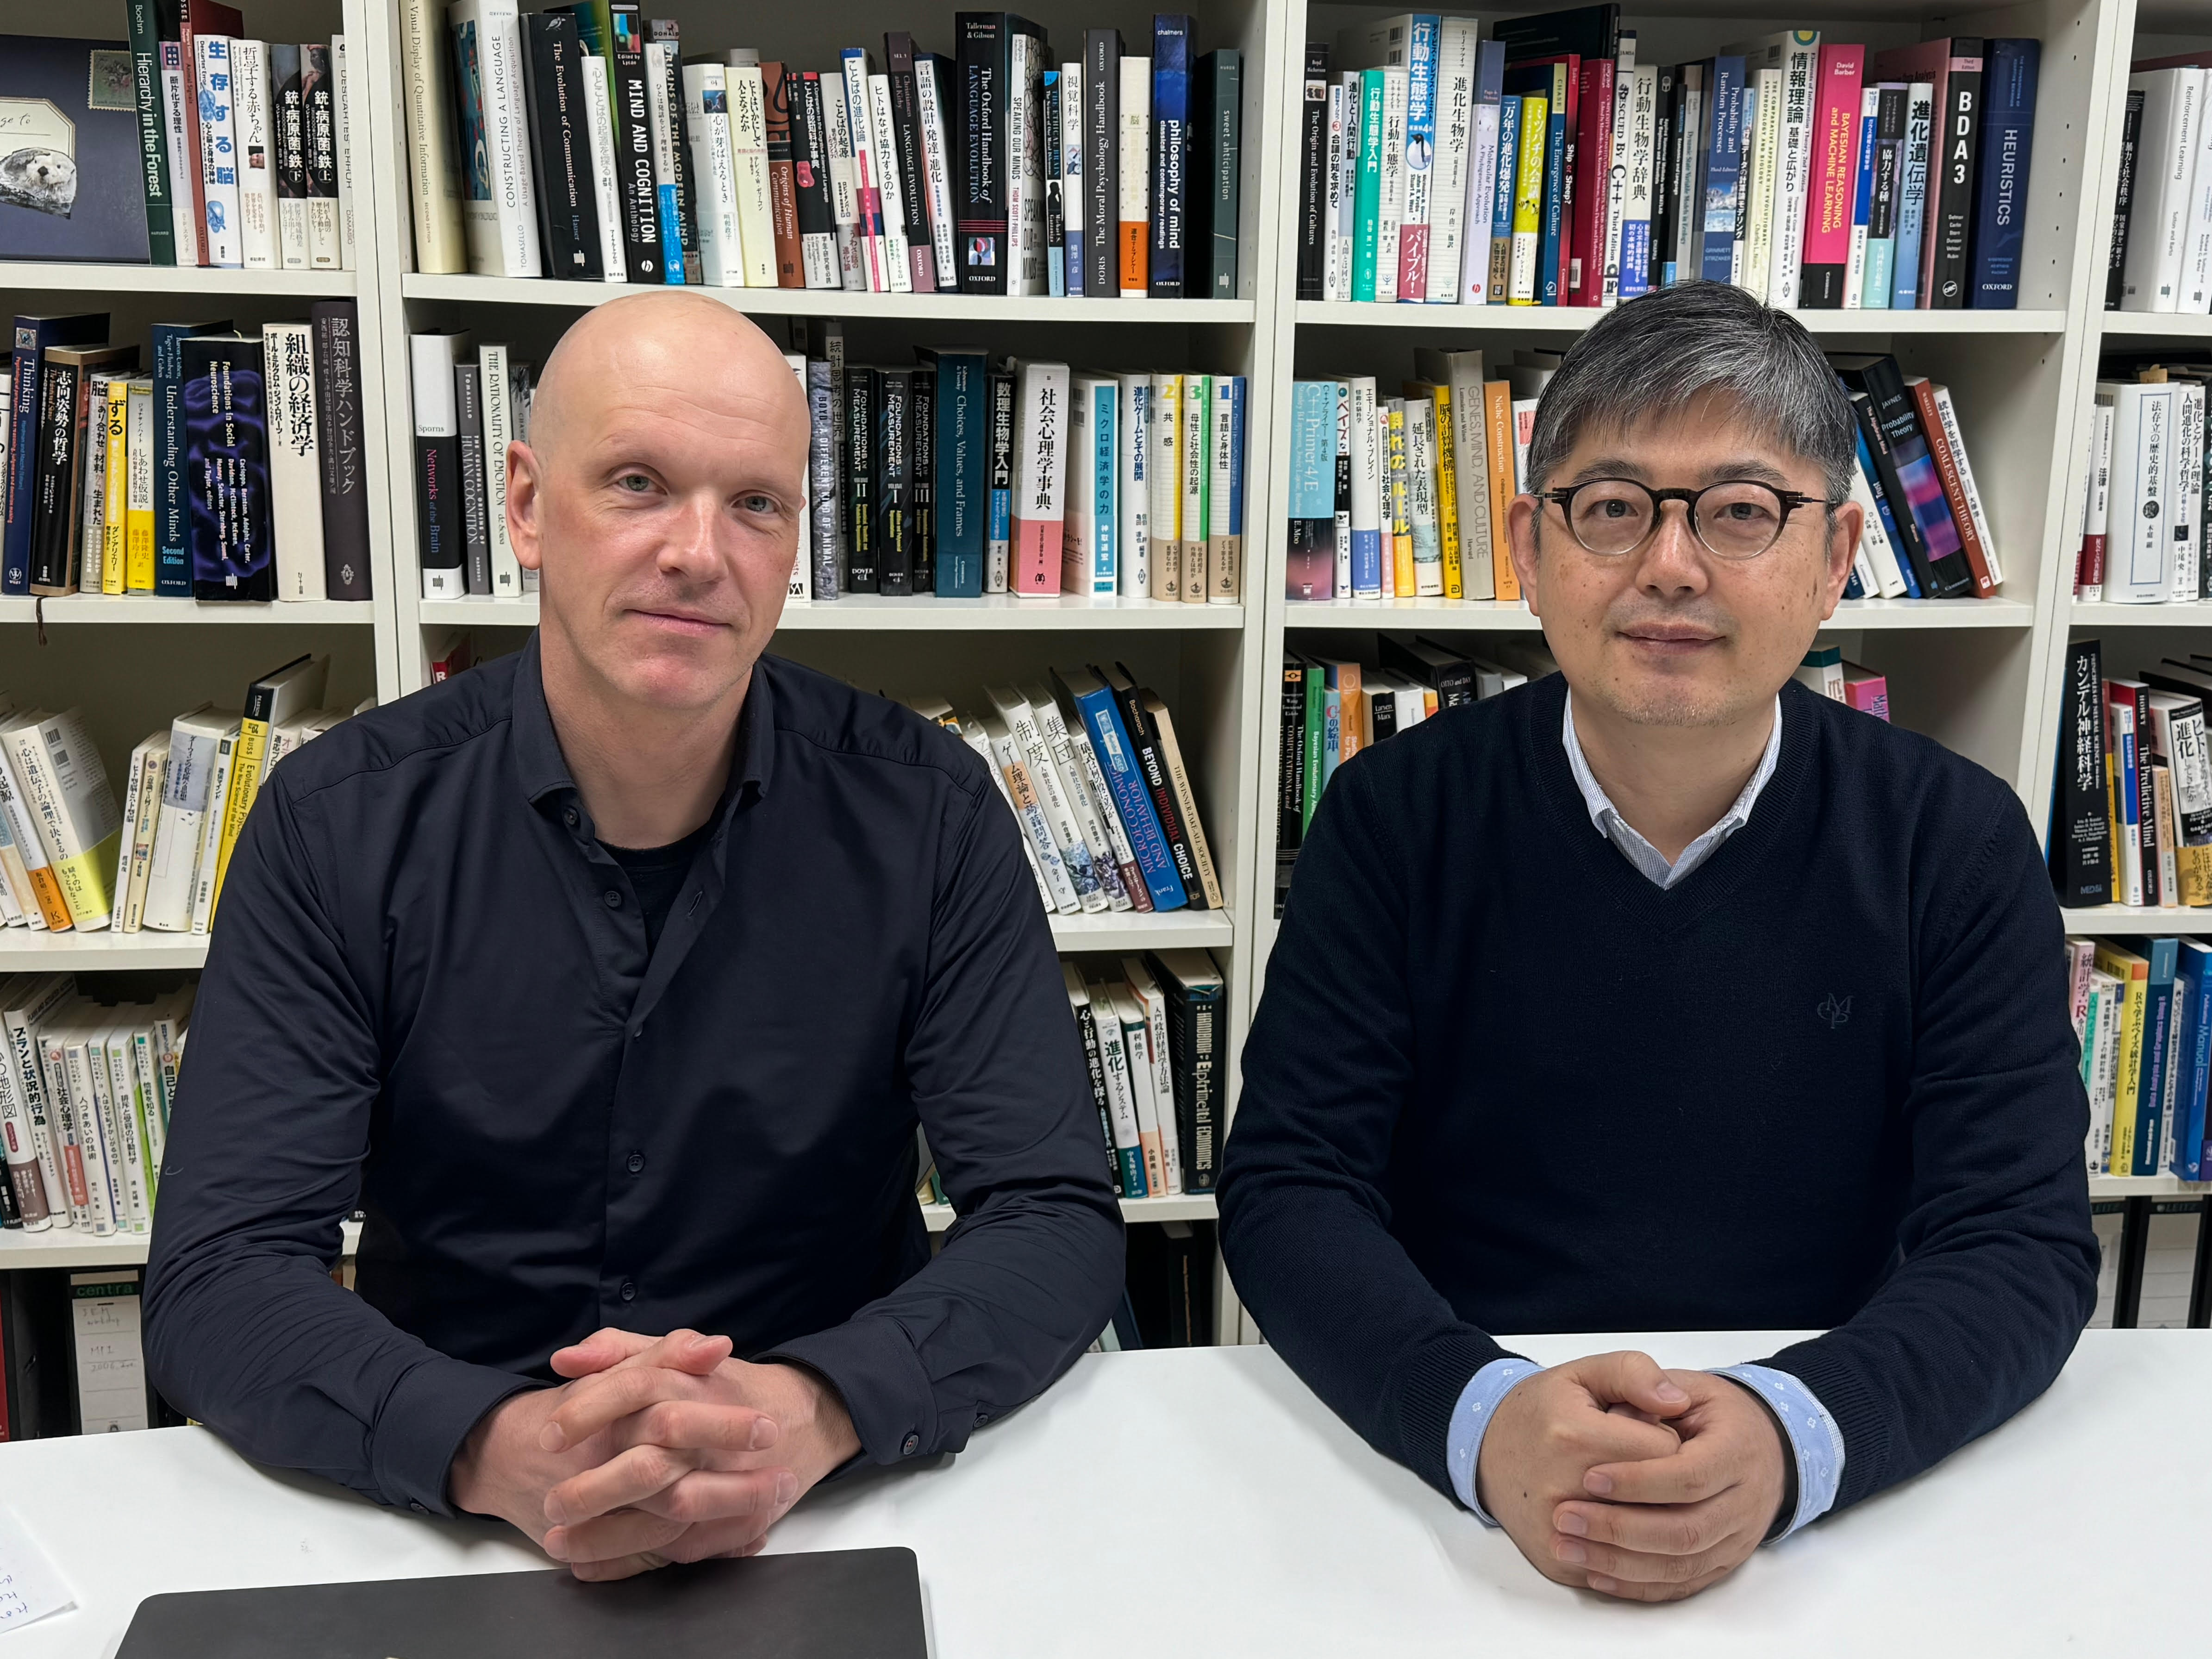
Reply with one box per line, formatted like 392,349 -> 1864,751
115,1547 -> 925,1659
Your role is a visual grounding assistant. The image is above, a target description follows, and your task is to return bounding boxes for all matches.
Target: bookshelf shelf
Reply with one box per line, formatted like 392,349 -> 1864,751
0,933 -> 207,972
0,597 -> 374,626
416,595 -> 1247,631
399,273 -> 1257,326
1280,597 -> 2031,631
921,1193 -> 1218,1233
1293,300 -> 2071,336
2090,1174 -> 2211,1200
2057,905 -> 2212,935
2068,601 -> 2212,626
0,262 -> 356,298
2097,313 -> 2212,340
1048,910 -> 1233,952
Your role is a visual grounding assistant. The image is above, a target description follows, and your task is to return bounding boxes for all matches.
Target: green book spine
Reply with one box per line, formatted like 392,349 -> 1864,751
1200,49 -> 1239,299
1302,655 -> 1325,829
1353,70 -> 1385,302
127,0 -> 177,266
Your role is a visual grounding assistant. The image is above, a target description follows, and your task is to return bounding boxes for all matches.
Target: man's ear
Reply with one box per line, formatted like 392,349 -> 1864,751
1821,498 -> 1862,616
507,441 -> 543,572
1507,492 -> 1543,619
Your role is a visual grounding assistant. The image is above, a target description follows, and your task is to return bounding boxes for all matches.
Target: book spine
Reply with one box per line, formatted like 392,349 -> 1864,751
399,0 -> 465,271
1463,45 -> 1504,305
1074,683 -> 1184,910
645,20 -> 698,282
1054,63 -> 1077,295
262,321 -> 326,602
304,44 -> 343,271
411,337 -> 464,598
1431,24 -> 1477,307
844,365 -> 875,591
99,378 -> 130,595
1968,39 -> 2038,309
127,1 -> 177,266
1012,362 -> 1070,596
1486,88 -> 1519,301
1113,681 -> 1202,902
28,359 -> 83,595
677,63 -> 738,286
1508,93 -> 1545,302
524,17 -> 600,279
161,44 -> 202,266
1149,18 -> 1190,298
914,56 -> 961,290
194,36 -> 244,267
841,51 -> 888,292
820,62 -> 866,292
1605,52 -> 1641,304
453,362 -> 489,594
1298,47 -> 1329,300
986,370 -> 1013,592
1200,50 -> 1239,300
727,65 -> 777,288
1398,19 -> 1438,302
270,44 -> 309,271
1119,55 -> 1150,294
1149,374 -> 1181,600
1348,377 -> 1382,596
762,65 -> 804,287
1212,376 -> 1243,603
1799,47 -> 1864,306
1376,68 -> 1407,303
479,343 -> 519,598
1354,71 -> 1386,301
910,363 -> 935,594
1911,378 -> 1997,595
806,360 -> 839,598
607,7 -> 662,282
231,38 -> 277,272
885,45 -> 937,293
308,302 -> 371,601
1573,56 -> 1614,302
1767,36 -> 1820,307
956,17 -> 1010,295
1006,31 -> 1043,296
1118,374 -> 1150,598
866,73 -> 916,294
125,380 -> 156,592
1844,86 -> 1877,306
580,52 -> 627,282
1928,44 -> 1985,307
876,369 -> 912,595
1181,374 -> 1210,604
788,71 -> 843,288
2108,90 -> 2145,311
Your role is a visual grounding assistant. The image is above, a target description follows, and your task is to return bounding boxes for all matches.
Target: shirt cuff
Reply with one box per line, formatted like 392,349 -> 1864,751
1446,1356 -> 1541,1523
1712,1363 -> 1845,1541
760,1315 -> 944,1466
369,1353 -> 538,1517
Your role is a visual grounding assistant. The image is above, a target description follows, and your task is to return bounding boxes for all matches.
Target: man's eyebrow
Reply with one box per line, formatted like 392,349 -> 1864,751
1561,455 -> 1800,488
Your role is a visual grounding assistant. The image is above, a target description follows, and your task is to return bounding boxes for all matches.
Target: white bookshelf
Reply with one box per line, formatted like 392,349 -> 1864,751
11,0 -> 2206,1342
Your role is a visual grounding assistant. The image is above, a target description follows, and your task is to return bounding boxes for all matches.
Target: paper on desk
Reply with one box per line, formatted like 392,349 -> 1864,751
0,1505 -> 75,1635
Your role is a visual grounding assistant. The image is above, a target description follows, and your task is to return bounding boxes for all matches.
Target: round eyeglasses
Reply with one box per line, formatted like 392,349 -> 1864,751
1541,478 -> 1844,561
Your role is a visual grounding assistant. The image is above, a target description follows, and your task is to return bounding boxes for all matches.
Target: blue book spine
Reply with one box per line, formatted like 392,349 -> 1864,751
1287,382 -> 1333,516
1115,1140 -> 1147,1197
1149,16 -> 1192,298
1854,421 -> 1920,597
1225,376 -> 1245,542
1849,102 -> 1877,299
1091,381 -> 1115,592
1843,566 -> 1865,599
2137,937 -> 2180,1175
1893,87 -> 1931,308
934,351 -> 987,597
2175,943 -> 2212,1180
1488,91 -> 1520,298
1701,56 -> 1745,282
1400,16 -> 1439,300
1321,684 -> 1342,784
1969,39 -> 2040,309
153,321 -> 220,598
1044,70 -> 1066,298
1073,682 -> 1186,909
1351,526 -> 1382,597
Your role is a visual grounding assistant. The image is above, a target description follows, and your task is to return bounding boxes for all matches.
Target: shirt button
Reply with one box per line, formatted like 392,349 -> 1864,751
900,1432 -> 920,1457
619,1279 -> 637,1302
564,808 -> 579,828
626,1151 -> 645,1174
409,1502 -> 428,1515
604,889 -> 622,908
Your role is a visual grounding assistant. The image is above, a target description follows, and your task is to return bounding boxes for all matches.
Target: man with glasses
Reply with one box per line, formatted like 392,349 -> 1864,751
1219,283 -> 2095,1603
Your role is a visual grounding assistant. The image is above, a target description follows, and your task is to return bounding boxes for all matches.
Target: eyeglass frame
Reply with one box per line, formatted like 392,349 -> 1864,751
1537,477 -> 1849,561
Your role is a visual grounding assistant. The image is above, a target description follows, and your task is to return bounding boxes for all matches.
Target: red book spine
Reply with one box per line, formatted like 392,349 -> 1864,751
1569,58 -> 1613,305
1798,44 -> 1866,307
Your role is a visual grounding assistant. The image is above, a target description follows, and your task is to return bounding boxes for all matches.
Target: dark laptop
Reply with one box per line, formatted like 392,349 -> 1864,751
115,1547 -> 926,1658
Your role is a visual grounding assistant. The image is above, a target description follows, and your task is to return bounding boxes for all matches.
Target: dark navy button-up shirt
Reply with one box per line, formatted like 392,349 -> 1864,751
145,635 -> 1123,1515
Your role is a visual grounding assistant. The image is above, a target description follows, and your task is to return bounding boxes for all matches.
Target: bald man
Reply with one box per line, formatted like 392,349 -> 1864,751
146,294 -> 1124,1577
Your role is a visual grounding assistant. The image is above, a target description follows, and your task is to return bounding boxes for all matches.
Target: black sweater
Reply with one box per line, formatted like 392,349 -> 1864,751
1220,673 -> 2098,1515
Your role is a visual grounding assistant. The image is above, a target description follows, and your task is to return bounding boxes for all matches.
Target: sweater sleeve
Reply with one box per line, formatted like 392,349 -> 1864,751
1760,788 -> 2099,1514
1218,752 -> 1515,1503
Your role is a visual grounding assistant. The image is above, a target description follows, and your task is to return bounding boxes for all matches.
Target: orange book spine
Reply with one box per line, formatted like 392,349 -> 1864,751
1906,377 -> 1996,598
1485,381 -> 1520,603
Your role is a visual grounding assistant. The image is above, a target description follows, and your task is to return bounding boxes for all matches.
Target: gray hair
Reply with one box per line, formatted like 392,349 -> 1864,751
1525,282 -> 1857,500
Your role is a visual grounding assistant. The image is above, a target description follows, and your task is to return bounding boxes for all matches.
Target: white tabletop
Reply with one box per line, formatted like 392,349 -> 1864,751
1,1328 -> 2206,1657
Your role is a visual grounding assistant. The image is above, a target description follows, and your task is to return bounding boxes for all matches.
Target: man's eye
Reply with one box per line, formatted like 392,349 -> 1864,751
740,494 -> 778,515
616,474 -> 654,492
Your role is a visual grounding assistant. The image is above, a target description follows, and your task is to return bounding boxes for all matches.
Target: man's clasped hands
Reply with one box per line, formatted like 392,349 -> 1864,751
1476,1352 -> 1795,1604
448,1327 -> 861,1581
450,1335 -> 1788,1603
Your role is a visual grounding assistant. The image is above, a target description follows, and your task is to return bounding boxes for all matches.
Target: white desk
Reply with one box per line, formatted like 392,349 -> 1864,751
2,1329 -> 2206,1657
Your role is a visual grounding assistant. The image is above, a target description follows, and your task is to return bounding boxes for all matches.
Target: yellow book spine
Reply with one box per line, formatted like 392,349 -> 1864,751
208,717 -> 272,918
19,864 -> 73,932
1510,96 -> 1547,305
2093,948 -> 2146,1171
48,833 -> 120,932
125,380 -> 156,591
1429,385 -> 1462,599
100,379 -> 130,595
1485,381 -> 1521,602
1386,404 -> 1412,596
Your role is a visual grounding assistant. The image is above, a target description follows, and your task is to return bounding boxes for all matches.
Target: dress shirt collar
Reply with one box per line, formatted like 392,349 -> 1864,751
1561,688 -> 1783,890
511,630 -> 779,825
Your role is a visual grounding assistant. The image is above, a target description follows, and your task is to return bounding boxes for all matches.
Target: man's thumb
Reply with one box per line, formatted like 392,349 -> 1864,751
1569,1350 -> 1692,1417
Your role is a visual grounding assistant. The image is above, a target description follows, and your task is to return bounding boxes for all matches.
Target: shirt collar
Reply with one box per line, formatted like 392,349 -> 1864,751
1561,688 -> 1783,847
512,631 -> 779,821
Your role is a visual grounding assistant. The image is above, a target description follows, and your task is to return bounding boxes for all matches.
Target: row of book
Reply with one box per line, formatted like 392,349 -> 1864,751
1293,8 -> 2042,311
0,657 -> 365,939
1286,345 -> 2000,604
906,668 -> 1220,918
1063,951 -> 1220,1201
409,321 -> 1247,604
2070,939 -> 2210,1183
3,309 -> 375,603
2105,53 -> 2212,314
0,14 -> 357,269
2049,639 -> 2212,914
2075,361 -> 2210,603
0,975 -> 192,1238
399,5 -> 1240,301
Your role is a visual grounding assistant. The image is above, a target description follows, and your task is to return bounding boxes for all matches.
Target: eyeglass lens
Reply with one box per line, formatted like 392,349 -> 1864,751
1566,480 -> 1790,559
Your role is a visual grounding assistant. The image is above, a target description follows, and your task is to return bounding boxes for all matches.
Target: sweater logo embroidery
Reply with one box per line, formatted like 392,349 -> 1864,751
1817,994 -> 1852,1028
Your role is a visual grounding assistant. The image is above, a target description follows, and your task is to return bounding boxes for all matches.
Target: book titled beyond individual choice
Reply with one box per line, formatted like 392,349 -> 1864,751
0,38 -> 153,262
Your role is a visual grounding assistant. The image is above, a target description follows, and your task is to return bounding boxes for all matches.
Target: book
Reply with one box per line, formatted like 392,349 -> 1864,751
450,0 -> 540,278
578,48 -> 626,282
206,653 -> 328,918
1903,376 -> 1996,597
1286,382 -> 1337,600
1059,665 -> 1183,910
0,709 -> 121,931
307,302 -> 371,602
399,0 -> 465,271
2107,86 -> 2146,311
1062,375 -> 1115,597
955,14 -> 1046,297
267,43 -> 308,270
1105,663 -> 1211,908
520,12 -> 602,279
230,38 -> 277,271
1466,40 -> 1508,303
410,329 -> 471,600
1010,359 -> 1070,595
1831,353 -> 1975,597
863,67 -> 916,295
1208,376 -> 1243,603
1193,48 -> 1239,300
1119,53 -> 1150,294
1874,38 -> 1985,308
606,6 -> 661,282
301,43 -> 341,270
452,360 -> 490,594
883,36 -> 937,294
1968,40 -> 2039,308
259,321 -> 325,602
31,345 -> 140,595
1149,15 -> 1193,299
912,53 -> 960,289
1297,45 -> 1330,300
644,19 -> 697,283
0,37 -> 156,263
1083,30 -> 1122,300
677,61 -> 740,286
6,316 -> 109,596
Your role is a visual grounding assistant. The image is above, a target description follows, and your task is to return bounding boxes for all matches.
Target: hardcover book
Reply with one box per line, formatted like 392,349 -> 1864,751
0,37 -> 154,263
179,332 -> 273,602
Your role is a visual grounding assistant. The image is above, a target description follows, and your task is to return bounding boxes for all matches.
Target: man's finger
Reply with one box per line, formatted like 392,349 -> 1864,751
544,1442 -> 705,1527
1582,1561 -> 1739,1603
1584,1434 -> 1743,1504
650,1512 -> 785,1565
542,1505 -> 688,1566
1561,1351 -> 1693,1420
562,1550 -> 671,1584
617,1399 -> 781,1458
1550,1529 -> 1738,1587
540,1363 -> 711,1451
551,1327 -> 731,1382
627,1467 -> 798,1526
1552,1495 -> 1744,1558
1543,1409 -> 1680,1470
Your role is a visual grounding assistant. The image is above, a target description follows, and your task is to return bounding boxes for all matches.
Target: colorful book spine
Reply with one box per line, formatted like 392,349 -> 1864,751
1353,70 -> 1385,301
1799,44 -> 1866,306
1397,15 -> 1439,302
1701,56 -> 1746,283
1893,81 -> 1933,307
1844,85 -> 1879,307
1968,39 -> 2039,308
1148,15 -> 1192,299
